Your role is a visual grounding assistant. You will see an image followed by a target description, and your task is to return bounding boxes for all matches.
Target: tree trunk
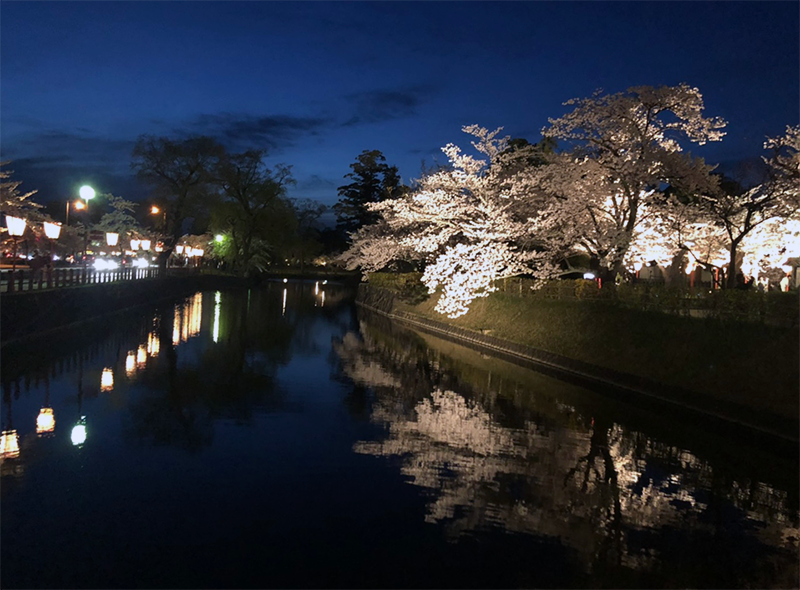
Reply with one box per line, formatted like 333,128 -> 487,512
726,240 -> 739,289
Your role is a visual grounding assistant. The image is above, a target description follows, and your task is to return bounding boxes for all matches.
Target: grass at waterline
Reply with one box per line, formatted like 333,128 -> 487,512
395,292 -> 799,421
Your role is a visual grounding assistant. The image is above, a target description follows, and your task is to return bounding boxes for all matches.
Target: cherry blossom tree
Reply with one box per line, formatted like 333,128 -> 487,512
0,162 -> 42,219
343,126 -> 549,317
539,84 -> 726,276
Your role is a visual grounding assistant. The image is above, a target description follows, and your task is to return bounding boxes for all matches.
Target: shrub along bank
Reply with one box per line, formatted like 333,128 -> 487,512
362,275 -> 799,425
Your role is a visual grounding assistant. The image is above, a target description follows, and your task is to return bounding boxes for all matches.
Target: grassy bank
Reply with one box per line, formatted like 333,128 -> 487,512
387,289 -> 798,422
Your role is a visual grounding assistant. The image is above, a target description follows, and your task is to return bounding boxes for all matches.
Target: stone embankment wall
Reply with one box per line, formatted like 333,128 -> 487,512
356,284 -> 798,446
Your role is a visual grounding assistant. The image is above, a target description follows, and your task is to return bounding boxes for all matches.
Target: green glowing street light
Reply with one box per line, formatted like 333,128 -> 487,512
77,186 -> 95,275
79,185 -> 95,201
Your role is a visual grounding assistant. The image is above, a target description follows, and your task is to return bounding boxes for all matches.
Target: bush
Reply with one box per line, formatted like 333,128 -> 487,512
368,272 -> 429,304
574,279 -> 600,299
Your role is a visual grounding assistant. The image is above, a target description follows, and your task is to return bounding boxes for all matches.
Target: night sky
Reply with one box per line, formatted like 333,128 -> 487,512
1,1 -> 798,218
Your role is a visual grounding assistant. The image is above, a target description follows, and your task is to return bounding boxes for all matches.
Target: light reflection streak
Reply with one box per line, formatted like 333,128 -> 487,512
172,292 -> 203,345
101,368 -> 114,392
282,288 -> 287,316
213,291 -> 221,343
146,333 -> 160,357
71,419 -> 87,446
0,430 -> 20,459
36,408 -> 56,435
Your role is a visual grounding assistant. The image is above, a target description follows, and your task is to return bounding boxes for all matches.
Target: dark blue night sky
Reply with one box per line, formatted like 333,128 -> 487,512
1,1 -> 798,212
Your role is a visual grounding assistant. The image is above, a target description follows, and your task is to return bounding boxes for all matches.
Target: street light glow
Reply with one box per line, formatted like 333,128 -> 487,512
141,239 -> 151,250
43,222 -> 62,239
106,232 -> 119,246
151,206 -> 160,215
74,200 -> 86,210
131,239 -> 141,250
79,185 -> 95,201
215,234 -> 224,242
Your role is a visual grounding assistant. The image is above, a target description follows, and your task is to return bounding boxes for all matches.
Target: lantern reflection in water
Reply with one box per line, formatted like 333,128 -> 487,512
36,408 -> 56,435
137,346 -> 147,367
213,291 -> 221,343
126,352 -> 136,376
147,332 -> 160,357
174,292 -> 203,345
101,368 -> 114,392
71,417 -> 87,446
0,430 -> 20,459
282,288 -> 287,316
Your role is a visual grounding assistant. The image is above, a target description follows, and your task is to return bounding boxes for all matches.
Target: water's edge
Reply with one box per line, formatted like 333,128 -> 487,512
355,288 -> 798,446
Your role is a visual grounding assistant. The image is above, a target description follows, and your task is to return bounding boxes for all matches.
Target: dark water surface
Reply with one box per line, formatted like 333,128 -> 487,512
2,282 -> 798,589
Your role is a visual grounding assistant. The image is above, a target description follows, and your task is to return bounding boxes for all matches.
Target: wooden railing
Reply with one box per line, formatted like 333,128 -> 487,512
0,266 -> 165,294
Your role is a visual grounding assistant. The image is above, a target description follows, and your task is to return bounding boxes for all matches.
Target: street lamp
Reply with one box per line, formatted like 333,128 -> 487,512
65,199 -> 85,226
76,186 -> 95,275
79,185 -> 96,201
5,215 -> 26,293
43,222 -> 62,286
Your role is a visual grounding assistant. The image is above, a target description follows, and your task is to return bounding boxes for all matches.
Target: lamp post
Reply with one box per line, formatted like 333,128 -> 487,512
77,186 -> 95,277
43,221 -> 62,287
5,215 -> 27,293
65,199 -> 86,227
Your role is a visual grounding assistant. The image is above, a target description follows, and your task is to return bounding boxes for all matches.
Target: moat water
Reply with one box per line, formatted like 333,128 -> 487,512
2,281 -> 797,588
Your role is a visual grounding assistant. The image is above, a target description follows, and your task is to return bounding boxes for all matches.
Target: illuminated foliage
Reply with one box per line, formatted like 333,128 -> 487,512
539,84 -> 725,273
343,126 -> 546,317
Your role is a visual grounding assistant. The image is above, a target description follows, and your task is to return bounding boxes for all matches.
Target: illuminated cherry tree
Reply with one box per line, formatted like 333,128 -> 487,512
0,162 -> 42,219
343,125 -> 549,317
539,84 -> 726,275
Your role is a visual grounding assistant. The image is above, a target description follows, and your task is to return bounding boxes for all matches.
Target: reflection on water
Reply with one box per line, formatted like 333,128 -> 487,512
338,315 -> 800,587
1,283 -> 797,588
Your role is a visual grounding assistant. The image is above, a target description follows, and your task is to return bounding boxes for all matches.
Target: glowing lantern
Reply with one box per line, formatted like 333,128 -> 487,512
195,249 -> 204,257
137,346 -> 147,367
36,408 -> 56,434
175,245 -> 184,254
5,215 -> 26,237
43,222 -> 62,240
141,239 -> 151,251
101,368 -> 114,392
131,239 -> 141,250
0,430 -> 20,459
106,232 -> 119,246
